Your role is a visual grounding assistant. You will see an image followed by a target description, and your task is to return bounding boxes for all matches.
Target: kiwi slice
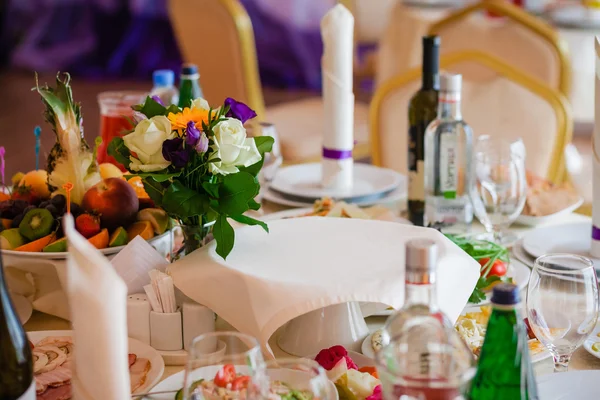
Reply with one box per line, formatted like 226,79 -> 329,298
19,208 -> 54,241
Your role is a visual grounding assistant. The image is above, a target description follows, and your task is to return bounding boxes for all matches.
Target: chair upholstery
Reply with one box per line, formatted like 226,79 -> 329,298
169,0 -> 371,164
370,50 -> 572,184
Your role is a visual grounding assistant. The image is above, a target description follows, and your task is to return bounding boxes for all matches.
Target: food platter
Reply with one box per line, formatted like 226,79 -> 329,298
516,197 -> 583,227
27,330 -> 164,395
583,324 -> 600,360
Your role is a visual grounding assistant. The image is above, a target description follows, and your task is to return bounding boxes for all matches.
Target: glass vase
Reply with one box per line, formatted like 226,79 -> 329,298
171,222 -> 213,261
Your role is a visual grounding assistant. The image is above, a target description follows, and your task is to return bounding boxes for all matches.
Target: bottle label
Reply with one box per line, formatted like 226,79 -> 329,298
425,196 -> 473,231
17,381 -> 35,400
439,134 -> 457,199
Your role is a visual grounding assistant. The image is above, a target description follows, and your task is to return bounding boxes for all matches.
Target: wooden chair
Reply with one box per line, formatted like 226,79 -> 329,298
168,0 -> 371,164
369,50 -> 573,185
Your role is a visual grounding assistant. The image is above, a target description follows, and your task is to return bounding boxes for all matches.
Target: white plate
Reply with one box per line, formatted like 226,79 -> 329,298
270,163 -> 405,201
10,292 -> 32,324
548,5 -> 600,29
512,239 -> 535,268
27,330 -> 164,394
583,324 -> 600,360
149,364 -> 340,400
522,222 -> 600,268
537,370 -> 600,399
516,197 -> 583,227
361,332 -> 378,360
263,184 -> 407,208
261,207 -> 412,225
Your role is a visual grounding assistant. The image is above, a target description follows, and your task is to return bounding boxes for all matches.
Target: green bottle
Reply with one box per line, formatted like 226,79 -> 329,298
407,36 -> 440,227
178,64 -> 203,108
468,284 -> 539,400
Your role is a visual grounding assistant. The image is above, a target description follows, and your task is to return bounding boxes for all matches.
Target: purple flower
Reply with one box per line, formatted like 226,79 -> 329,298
224,97 -> 257,124
186,121 -> 201,146
151,95 -> 165,106
196,133 -> 209,153
132,111 -> 148,123
162,138 -> 189,168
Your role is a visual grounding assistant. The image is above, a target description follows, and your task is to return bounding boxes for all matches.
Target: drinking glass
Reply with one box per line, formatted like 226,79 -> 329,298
526,254 -> 599,372
182,332 -> 268,400
264,358 -> 336,400
470,135 -> 527,244
246,121 -> 283,205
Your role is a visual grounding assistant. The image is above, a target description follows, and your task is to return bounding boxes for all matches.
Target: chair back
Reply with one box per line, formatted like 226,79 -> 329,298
370,50 -> 572,184
168,0 -> 266,117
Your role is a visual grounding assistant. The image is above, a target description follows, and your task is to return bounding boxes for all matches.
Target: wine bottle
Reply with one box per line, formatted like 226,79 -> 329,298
178,64 -> 204,108
0,253 -> 34,399
468,284 -> 539,400
408,36 -> 440,226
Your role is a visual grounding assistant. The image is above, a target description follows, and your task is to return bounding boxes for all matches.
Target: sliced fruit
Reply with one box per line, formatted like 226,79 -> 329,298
0,192 -> 10,202
19,209 -> 54,241
127,221 -> 155,241
14,234 -> 55,252
43,237 -> 68,252
99,163 -> 124,180
18,170 -> 50,199
109,227 -> 128,247
75,214 -> 101,239
1,218 -> 12,229
137,208 -> 169,234
11,185 -> 40,204
0,229 -> 26,250
138,197 -> 155,210
127,176 -> 150,199
11,172 -> 25,188
88,229 -> 109,249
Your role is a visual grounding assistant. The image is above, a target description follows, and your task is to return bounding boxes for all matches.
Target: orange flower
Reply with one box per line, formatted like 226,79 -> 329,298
168,107 -> 211,133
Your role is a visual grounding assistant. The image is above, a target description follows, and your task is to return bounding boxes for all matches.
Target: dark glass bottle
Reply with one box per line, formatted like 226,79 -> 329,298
408,36 -> 440,226
0,253 -> 34,399
468,284 -> 539,400
178,64 -> 203,108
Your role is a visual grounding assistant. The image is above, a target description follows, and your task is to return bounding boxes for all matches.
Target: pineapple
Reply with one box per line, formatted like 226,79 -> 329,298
35,73 -> 101,204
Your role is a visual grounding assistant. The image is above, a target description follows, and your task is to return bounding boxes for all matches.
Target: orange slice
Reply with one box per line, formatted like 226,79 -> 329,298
14,233 -> 55,252
88,229 -> 109,249
0,192 -> 10,202
127,176 -> 150,199
127,221 -> 154,242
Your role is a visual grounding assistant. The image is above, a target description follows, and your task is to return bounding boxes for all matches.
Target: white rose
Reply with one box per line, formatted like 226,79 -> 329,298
191,97 -> 210,111
209,118 -> 262,175
123,116 -> 175,172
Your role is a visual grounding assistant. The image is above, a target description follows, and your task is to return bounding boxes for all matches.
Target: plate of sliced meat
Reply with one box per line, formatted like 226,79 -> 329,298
27,330 -> 164,399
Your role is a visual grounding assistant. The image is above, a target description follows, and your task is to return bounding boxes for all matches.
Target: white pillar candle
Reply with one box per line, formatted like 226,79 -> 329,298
321,4 -> 354,191
592,37 -> 600,258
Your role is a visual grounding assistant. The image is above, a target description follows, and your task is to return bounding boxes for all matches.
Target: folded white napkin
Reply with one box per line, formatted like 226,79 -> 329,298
170,218 -> 480,356
321,4 -> 354,191
592,37 -> 600,257
64,214 -> 131,399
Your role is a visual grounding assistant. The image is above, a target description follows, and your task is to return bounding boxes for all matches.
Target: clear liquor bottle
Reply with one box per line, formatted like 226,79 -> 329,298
424,73 -> 473,234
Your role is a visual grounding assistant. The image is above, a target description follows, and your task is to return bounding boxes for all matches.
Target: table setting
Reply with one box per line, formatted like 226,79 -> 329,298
5,3 -> 600,400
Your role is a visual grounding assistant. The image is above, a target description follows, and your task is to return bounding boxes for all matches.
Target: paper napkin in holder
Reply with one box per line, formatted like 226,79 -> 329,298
592,37 -> 600,258
64,214 -> 131,399
321,4 -> 354,191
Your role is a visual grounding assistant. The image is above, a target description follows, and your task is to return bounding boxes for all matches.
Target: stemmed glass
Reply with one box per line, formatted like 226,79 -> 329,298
182,332 -> 268,400
264,358 -> 337,400
470,135 -> 527,245
526,254 -> 599,372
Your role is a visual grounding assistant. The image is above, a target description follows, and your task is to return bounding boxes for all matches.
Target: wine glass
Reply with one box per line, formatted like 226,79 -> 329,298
470,135 -> 527,244
264,358 -> 337,400
181,332 -> 268,400
526,254 -> 599,372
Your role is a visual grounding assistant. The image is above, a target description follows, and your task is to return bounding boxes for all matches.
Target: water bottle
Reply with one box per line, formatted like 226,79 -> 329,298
150,70 -> 179,106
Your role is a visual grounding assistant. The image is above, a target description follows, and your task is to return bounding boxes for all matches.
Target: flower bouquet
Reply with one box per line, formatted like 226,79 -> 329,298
108,96 -> 273,259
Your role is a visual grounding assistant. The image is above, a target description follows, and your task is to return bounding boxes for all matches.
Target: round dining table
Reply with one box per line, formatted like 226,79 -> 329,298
22,199 -> 600,383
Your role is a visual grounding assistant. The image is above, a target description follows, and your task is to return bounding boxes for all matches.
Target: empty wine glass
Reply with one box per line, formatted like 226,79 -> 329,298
470,136 -> 527,244
182,332 -> 268,400
264,358 -> 337,400
526,254 -> 599,372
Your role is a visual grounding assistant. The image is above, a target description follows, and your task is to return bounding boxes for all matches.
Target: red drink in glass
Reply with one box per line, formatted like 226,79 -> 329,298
97,91 -> 147,170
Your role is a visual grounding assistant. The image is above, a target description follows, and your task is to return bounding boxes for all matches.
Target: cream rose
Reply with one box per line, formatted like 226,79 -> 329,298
191,97 -> 210,111
123,116 -> 175,172
209,118 -> 261,175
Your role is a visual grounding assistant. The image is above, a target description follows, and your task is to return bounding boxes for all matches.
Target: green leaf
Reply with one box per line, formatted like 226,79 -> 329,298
247,198 -> 261,211
162,181 -> 209,219
132,96 -> 168,118
213,215 -> 235,260
142,177 -> 166,206
239,159 -> 264,177
125,171 -> 180,183
166,104 -> 181,115
202,182 -> 220,198
254,136 -> 274,155
217,172 -> 259,215
230,214 -> 268,232
107,137 -> 131,169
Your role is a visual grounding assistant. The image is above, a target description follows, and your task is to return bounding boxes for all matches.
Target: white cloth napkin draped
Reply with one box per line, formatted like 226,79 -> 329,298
64,214 -> 131,399
321,4 -> 354,191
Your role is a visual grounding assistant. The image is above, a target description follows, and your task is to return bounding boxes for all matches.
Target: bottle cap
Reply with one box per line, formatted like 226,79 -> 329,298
153,70 -> 175,87
440,73 -> 462,93
181,63 -> 199,76
405,239 -> 437,275
491,283 -> 520,305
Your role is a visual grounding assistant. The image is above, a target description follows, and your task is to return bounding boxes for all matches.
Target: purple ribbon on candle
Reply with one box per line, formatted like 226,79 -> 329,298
592,225 -> 600,241
322,147 -> 353,160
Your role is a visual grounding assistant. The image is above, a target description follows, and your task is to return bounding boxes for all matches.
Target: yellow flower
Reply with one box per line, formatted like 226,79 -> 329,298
168,107 -> 210,132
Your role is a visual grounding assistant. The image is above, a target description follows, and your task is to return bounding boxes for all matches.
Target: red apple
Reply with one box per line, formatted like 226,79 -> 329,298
82,178 -> 139,230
